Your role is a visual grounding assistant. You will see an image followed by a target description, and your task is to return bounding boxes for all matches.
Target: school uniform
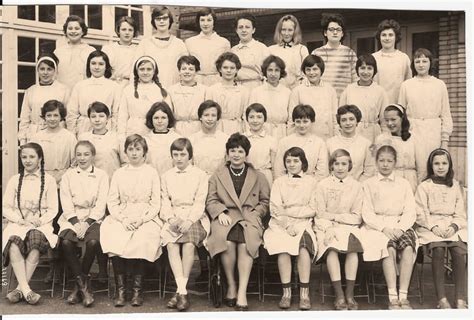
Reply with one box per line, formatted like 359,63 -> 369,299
326,134 -> 375,181
144,129 -> 182,176
66,77 -> 122,136
339,82 -> 389,142
160,165 -> 210,247
231,39 -> 270,88
274,133 -> 329,181
189,130 -> 229,176
54,43 -> 96,90
263,174 -> 318,259
288,80 -> 338,140
248,82 -> 291,140
100,163 -> 162,262
243,129 -> 278,187
185,32 -> 231,86
372,49 -> 412,104
206,82 -> 249,135
18,81 -> 70,144
102,42 -> 137,88
168,82 -> 207,137
269,43 -> 309,89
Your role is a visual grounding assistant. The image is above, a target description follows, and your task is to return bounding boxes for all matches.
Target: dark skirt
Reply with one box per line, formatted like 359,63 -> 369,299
387,228 -> 417,251
176,221 -> 207,247
227,223 -> 246,243
3,229 -> 49,267
299,231 -> 316,256
428,240 -> 468,255
59,223 -> 101,243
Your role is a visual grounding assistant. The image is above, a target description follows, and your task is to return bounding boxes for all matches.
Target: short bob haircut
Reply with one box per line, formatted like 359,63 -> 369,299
375,19 -> 402,49
41,99 -> 67,120
87,101 -> 110,118
329,148 -> 353,172
170,137 -> 194,160
292,104 -> 315,122
145,101 -> 176,130
197,100 -> 222,120
273,14 -> 303,45
195,7 -> 217,30
336,104 -> 362,125
177,55 -> 201,72
225,132 -> 251,156
234,13 -> 257,30
124,134 -> 148,156
63,15 -> 88,37
411,48 -> 435,76
151,6 -> 173,29
384,104 -> 411,141
75,140 -> 96,156
321,13 -> 346,42
376,144 -> 397,162
115,16 -> 139,38
301,54 -> 325,75
261,55 -> 287,79
245,103 -> 267,121
215,52 -> 241,76
86,50 -> 113,79
425,148 -> 454,187
36,52 -> 59,70
355,54 -> 378,77
283,146 -> 309,173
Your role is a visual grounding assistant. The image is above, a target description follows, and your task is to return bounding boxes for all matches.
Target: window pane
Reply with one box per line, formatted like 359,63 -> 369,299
115,7 -> 128,31
18,66 -> 36,90
88,5 -> 103,30
131,5 -> 142,8
69,5 -> 85,19
39,38 -> 56,55
18,37 -> 36,62
412,31 -> 439,77
18,5 -> 35,20
131,10 -> 144,36
356,37 -> 375,57
18,93 -> 25,118
39,5 -> 56,23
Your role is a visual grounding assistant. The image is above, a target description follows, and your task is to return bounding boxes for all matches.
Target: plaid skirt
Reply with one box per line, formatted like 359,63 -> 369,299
2,230 -> 49,267
58,223 -> 100,243
387,228 -> 417,251
176,221 -> 207,247
227,223 -> 246,243
299,231 -> 316,256
428,240 -> 468,255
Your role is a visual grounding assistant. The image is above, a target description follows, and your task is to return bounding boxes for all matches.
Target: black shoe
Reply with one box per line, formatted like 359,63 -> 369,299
77,274 -> 94,307
167,293 -> 178,309
177,294 -> 190,311
235,304 -> 249,311
66,282 -> 81,304
130,275 -> 143,306
223,297 -> 237,307
114,274 -> 126,307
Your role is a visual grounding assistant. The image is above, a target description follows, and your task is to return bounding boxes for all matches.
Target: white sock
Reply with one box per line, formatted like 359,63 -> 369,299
399,289 -> 408,300
25,260 -> 39,282
176,277 -> 184,294
388,287 -> 398,301
181,277 -> 188,295
11,261 -> 30,294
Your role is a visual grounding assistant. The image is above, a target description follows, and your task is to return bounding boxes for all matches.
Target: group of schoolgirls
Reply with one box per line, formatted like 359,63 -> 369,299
3,5 -> 466,313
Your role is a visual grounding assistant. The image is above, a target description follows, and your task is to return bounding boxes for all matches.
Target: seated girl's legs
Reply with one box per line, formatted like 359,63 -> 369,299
398,246 -> 415,301
297,247 -> 311,300
82,239 -> 100,275
167,243 -> 187,294
327,250 -> 344,302
431,247 -> 446,300
60,239 -> 82,277
449,246 -> 467,302
9,243 -> 29,294
220,241 -> 237,299
182,243 -> 196,293
344,252 -> 358,301
382,247 -> 398,302
236,243 -> 254,306
277,253 -> 292,298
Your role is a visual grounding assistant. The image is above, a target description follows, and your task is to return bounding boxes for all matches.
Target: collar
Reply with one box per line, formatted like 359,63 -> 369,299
199,31 -> 216,39
281,41 -> 293,48
377,172 -> 395,181
331,174 -> 349,183
236,38 -> 256,49
302,78 -> 323,87
24,169 -> 41,178
90,76 -> 106,84
288,171 -> 304,179
76,165 -> 95,174
174,164 -> 191,174
245,129 -> 266,138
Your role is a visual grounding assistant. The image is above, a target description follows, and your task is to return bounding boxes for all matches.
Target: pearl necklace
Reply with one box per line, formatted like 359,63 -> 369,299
229,165 -> 245,177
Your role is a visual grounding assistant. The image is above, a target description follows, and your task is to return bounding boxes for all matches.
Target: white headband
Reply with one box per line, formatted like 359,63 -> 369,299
135,56 -> 157,71
385,103 -> 406,114
37,56 -> 57,70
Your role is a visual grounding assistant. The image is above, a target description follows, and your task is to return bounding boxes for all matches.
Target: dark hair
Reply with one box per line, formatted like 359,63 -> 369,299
411,48 -> 434,76
375,19 -> 402,49
226,132 -> 251,156
245,103 -> 267,121
87,101 -> 110,118
356,54 -> 378,77
329,148 -> 353,172
124,134 -> 148,156
292,104 -> 315,122
384,104 -> 411,141
197,100 -> 222,120
177,55 -> 201,72
321,13 -> 346,42
195,7 -> 217,30
283,147 -> 308,173
18,143 -> 45,218
36,52 -> 59,69
261,55 -> 287,79
376,145 -> 397,162
133,56 -> 167,99
170,137 -> 193,160
301,54 -> 325,75
86,50 -> 112,79
63,15 -> 88,37
151,6 -> 174,29
336,104 -> 362,125
234,13 -> 257,30
41,99 -> 67,120
75,140 -> 96,156
145,101 -> 176,130
425,148 -> 454,187
115,16 -> 139,38
215,52 -> 241,76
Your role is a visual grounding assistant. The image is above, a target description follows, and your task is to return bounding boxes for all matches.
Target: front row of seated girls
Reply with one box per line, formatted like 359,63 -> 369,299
3,135 -> 467,311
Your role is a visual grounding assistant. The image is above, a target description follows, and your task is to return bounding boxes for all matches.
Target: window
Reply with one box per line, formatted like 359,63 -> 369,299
69,5 -> 103,30
307,40 -> 324,54
412,31 -> 439,77
356,37 -> 375,57
114,5 -> 144,36
17,5 -> 56,23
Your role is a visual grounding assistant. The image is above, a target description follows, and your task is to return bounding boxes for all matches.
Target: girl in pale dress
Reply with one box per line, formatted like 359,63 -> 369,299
269,14 -> 309,89
160,138 -> 209,311
3,143 -> 58,305
263,147 -> 317,310
144,102 -> 182,176
118,55 -> 170,139
206,52 -> 249,135
339,55 -> 388,142
313,149 -> 365,310
66,50 -> 121,136
168,55 -> 207,137
361,145 -> 417,310
185,7 -> 231,86
398,48 -> 453,182
54,15 -> 95,90
18,53 -> 70,145
415,149 -> 467,309
58,141 -> 109,307
100,134 -> 162,307
248,55 -> 291,140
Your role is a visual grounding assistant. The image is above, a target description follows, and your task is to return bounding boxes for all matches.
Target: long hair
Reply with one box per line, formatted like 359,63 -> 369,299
18,143 -> 45,218
424,148 -> 454,187
86,50 -> 112,79
273,14 -> 303,45
133,56 -> 167,99
384,104 -> 411,141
